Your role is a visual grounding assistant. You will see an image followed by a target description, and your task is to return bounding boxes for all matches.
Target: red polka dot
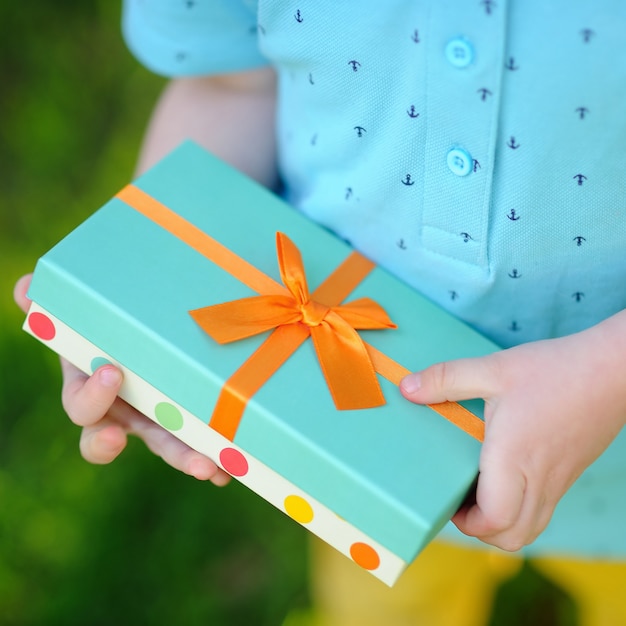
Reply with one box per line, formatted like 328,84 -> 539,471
28,312 -> 56,341
350,542 -> 380,571
219,447 -> 249,477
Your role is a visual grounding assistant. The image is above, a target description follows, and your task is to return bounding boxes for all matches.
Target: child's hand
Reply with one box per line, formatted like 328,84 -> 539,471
400,318 -> 626,551
14,274 -> 230,486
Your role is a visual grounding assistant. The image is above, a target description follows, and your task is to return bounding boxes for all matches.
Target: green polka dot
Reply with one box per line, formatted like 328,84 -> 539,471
90,357 -> 112,374
154,402 -> 184,431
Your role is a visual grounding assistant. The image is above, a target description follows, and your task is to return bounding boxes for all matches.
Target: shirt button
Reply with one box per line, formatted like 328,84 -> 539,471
445,37 -> 474,68
447,148 -> 473,176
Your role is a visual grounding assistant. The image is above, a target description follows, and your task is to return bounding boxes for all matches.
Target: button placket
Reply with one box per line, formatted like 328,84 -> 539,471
419,2 -> 508,269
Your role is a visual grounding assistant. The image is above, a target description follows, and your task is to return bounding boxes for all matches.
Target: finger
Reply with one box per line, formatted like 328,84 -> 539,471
452,451 -> 528,551
80,418 -> 128,464
61,361 -> 123,426
63,359 -> 230,484
80,397 -> 231,484
400,354 -> 500,405
453,493 -> 549,552
124,410 -> 231,485
14,274 -> 33,313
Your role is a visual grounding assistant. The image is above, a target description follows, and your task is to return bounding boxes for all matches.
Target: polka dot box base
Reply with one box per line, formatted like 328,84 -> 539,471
24,302 -> 405,584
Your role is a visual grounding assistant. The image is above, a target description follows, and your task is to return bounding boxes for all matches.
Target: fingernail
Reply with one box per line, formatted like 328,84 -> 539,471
401,373 -> 422,394
98,366 -> 122,387
97,426 -> 125,452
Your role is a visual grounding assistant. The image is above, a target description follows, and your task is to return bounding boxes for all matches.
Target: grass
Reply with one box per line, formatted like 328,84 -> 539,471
0,2 -> 577,624
0,3 -> 307,624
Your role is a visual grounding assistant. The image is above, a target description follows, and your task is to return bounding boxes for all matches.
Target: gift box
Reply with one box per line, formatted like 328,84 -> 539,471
24,141 -> 497,586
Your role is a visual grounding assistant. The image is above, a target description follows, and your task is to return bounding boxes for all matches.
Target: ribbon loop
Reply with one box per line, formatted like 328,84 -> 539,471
190,295 -> 302,344
277,230 -> 311,306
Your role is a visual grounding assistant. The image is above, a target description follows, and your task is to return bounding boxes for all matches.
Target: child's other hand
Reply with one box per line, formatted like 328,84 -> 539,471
400,321 -> 626,551
14,274 -> 230,486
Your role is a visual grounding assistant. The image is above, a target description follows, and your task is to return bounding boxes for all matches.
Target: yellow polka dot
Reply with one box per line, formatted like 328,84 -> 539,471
284,495 -> 314,524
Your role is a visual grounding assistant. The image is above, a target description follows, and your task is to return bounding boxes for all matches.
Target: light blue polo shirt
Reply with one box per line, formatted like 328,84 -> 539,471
122,0 -> 626,559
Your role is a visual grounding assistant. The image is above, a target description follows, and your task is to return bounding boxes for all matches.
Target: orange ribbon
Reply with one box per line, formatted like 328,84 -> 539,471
190,231 -> 397,412
115,184 -> 485,443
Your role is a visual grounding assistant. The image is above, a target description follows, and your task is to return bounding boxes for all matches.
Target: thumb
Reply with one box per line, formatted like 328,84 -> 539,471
14,274 -> 33,314
400,355 -> 498,405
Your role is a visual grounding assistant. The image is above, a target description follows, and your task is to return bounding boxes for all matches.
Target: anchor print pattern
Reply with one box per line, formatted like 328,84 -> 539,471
407,105 -> 420,118
507,136 -> 521,150
481,0 -> 497,15
580,28 -> 595,43
576,107 -> 589,120
507,209 -> 520,221
494,11 -> 594,340
263,6 -> 603,342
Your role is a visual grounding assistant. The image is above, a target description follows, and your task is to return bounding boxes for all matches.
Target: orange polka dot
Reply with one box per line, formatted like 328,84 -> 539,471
349,542 -> 380,571
284,495 -> 314,524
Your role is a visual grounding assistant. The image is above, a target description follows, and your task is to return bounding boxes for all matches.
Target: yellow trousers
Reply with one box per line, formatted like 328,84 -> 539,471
289,539 -> 626,626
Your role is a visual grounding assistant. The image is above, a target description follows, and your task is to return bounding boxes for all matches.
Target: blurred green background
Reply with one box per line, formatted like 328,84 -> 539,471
0,2 -> 577,624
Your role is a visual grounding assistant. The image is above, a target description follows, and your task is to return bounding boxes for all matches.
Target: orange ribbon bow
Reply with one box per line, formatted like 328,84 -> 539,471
190,232 -> 397,412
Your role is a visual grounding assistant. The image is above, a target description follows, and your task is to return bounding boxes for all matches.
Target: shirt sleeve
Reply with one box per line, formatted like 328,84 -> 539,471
121,0 -> 268,77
